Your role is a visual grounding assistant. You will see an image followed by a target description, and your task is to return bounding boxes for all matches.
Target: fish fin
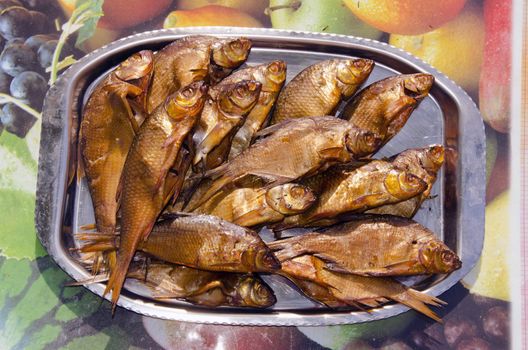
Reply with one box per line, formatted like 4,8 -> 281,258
251,172 -> 294,186
370,260 -> 419,276
159,211 -> 195,221
103,250 -> 137,313
232,209 -> 268,227
75,135 -> 85,186
184,175 -> 233,211
254,123 -> 283,138
392,288 -> 444,322
65,274 -> 110,286
318,146 -> 347,160
79,223 -> 97,231
255,119 -> 295,138
322,261 -> 359,275
187,280 -> 224,297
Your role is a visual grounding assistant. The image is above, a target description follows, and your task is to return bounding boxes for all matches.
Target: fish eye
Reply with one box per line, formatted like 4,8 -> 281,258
231,41 -> 242,51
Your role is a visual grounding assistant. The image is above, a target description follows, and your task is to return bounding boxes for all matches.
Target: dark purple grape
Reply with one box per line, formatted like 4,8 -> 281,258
1,103 -> 36,138
456,337 -> 492,350
343,339 -> 374,350
9,71 -> 47,108
19,0 -> 53,10
0,43 -> 38,76
0,0 -> 22,11
5,37 -> 24,47
0,70 -> 11,93
37,40 -> 73,70
444,317 -> 478,347
379,338 -> 413,350
29,10 -> 50,34
482,306 -> 509,344
0,6 -> 33,39
25,34 -> 57,52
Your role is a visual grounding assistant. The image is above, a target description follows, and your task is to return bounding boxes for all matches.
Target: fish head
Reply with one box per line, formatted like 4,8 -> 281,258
242,245 -> 281,272
345,127 -> 383,158
420,144 -> 445,172
212,37 -> 252,69
235,276 -> 276,307
418,240 -> 462,273
265,183 -> 317,215
219,80 -> 262,114
262,60 -> 287,90
336,59 -> 375,95
166,81 -> 208,119
384,170 -> 427,199
114,50 -> 154,81
402,73 -> 434,101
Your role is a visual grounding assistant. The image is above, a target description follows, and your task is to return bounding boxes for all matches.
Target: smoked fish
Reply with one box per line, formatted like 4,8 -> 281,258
186,116 -> 383,211
341,73 -> 434,147
272,59 -> 374,124
366,145 -> 445,217
270,215 -> 461,276
146,36 -> 251,113
104,82 -> 208,310
275,160 -> 427,229
192,80 -> 261,171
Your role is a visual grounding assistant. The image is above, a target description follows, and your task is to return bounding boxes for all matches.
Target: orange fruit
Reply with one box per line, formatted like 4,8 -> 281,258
343,0 -> 467,35
58,0 -> 173,30
163,5 -> 263,28
389,3 -> 484,93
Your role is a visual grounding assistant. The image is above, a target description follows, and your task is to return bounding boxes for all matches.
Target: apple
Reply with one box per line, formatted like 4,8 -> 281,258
143,318 -> 316,349
177,0 -> 268,21
268,0 -> 382,39
479,0 -> 511,133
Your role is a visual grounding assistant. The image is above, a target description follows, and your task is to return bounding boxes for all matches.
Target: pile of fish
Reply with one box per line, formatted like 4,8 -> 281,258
75,35 -> 461,321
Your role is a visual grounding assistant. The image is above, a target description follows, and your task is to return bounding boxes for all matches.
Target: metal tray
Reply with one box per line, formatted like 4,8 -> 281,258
35,27 -> 485,326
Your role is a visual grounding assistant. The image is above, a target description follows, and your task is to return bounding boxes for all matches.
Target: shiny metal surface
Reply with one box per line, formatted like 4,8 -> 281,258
35,27 -> 485,326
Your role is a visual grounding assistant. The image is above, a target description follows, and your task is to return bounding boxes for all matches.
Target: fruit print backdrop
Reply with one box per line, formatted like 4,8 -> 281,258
0,0 -> 512,349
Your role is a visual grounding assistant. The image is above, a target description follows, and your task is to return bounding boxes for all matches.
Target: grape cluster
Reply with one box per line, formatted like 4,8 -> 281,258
0,0 -> 73,138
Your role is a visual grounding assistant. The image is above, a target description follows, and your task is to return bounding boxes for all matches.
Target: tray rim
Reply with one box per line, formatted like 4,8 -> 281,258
35,27 -> 485,326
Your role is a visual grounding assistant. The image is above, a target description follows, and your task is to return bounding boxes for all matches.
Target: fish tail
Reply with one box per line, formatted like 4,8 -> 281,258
103,251 -> 135,313
393,289 -> 444,322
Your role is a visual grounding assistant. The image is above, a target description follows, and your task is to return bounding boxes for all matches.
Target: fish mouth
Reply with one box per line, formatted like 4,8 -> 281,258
403,73 -> 434,100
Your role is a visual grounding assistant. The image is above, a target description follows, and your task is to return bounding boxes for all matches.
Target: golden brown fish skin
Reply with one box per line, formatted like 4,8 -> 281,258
193,182 -> 316,227
341,73 -> 434,147
280,255 -> 445,321
146,36 -> 251,113
136,214 -> 280,273
192,80 -> 262,171
186,116 -> 382,211
275,160 -> 427,229
270,215 -> 461,276
79,50 -> 154,236
214,61 -> 287,159
271,58 -> 374,124
104,82 -> 208,310
366,145 -> 445,217
126,263 -> 276,308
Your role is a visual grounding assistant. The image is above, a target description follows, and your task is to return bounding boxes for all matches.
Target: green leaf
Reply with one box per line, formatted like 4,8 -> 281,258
1,264 -> 67,348
0,189 -> 47,260
24,324 -> 62,350
74,0 -> 105,47
45,55 -> 77,73
0,258 -> 33,310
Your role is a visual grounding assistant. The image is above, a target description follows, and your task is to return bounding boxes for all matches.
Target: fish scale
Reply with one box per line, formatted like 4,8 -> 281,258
275,160 -> 427,228
104,82 -> 208,310
272,58 -> 374,124
270,216 -> 461,276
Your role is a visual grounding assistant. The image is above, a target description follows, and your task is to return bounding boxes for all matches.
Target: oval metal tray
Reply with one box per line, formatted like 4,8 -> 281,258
35,27 -> 485,326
